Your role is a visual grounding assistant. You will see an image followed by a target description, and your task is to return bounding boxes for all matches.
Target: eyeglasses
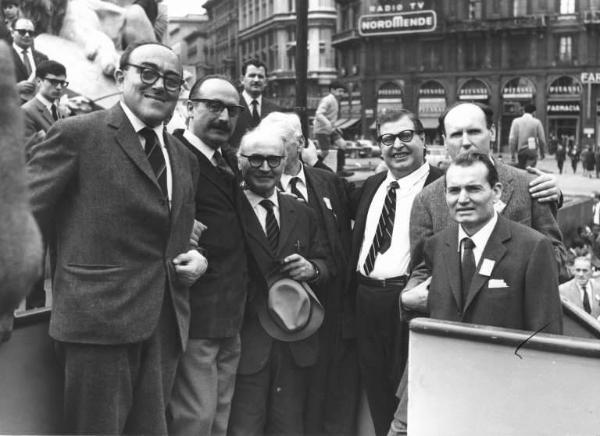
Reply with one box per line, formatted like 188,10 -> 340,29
125,63 -> 183,92
189,98 -> 245,117
43,77 -> 69,88
378,129 -> 419,146
240,154 -> 284,168
14,29 -> 34,36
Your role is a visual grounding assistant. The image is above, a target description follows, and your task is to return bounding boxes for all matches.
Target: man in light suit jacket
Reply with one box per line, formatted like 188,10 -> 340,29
560,256 -> 600,319
509,103 -> 546,169
408,102 -> 569,291
27,41 -> 206,434
229,59 -> 281,149
228,124 -> 330,436
10,18 -> 47,100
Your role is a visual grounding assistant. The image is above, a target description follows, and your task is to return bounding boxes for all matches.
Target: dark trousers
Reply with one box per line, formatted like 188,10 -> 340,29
228,341 -> 309,436
356,281 -> 408,436
337,148 -> 346,172
557,160 -> 564,174
55,292 -> 180,435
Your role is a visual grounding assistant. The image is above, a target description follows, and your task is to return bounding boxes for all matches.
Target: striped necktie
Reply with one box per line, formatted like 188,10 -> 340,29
140,127 -> 167,197
289,177 -> 306,202
363,181 -> 399,275
260,199 -> 279,252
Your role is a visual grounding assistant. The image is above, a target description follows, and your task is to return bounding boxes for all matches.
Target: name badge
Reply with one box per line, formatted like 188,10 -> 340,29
479,258 -> 495,277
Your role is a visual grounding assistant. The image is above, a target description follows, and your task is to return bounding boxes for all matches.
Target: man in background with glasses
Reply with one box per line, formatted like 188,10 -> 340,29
169,75 -> 249,436
27,41 -> 205,434
346,109 -> 444,435
9,17 -> 47,101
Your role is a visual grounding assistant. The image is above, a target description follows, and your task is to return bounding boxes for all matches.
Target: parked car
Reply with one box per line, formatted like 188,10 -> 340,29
426,145 -> 451,170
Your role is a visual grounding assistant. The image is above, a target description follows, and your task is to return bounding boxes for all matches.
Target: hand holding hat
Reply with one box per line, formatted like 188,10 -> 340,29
280,253 -> 318,282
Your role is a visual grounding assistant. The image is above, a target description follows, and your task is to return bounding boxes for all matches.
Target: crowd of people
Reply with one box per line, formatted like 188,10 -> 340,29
2,4 -> 598,434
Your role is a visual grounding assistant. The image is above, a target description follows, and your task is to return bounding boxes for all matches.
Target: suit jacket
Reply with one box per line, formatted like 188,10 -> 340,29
22,96 -> 63,149
27,104 -> 200,347
11,46 -> 47,82
415,216 -> 563,334
559,278 -> 600,319
237,192 -> 330,375
410,162 -> 569,281
229,95 -> 281,149
174,129 -> 249,338
509,113 -> 546,157
343,165 -> 443,336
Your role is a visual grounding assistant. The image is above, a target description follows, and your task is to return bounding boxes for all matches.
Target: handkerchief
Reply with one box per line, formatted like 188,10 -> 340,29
488,278 -> 509,289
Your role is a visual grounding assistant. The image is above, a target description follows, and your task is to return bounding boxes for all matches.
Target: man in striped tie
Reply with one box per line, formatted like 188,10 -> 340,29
346,109 -> 444,435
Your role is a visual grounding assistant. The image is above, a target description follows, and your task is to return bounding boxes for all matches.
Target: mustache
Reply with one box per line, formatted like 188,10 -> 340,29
210,121 -> 230,132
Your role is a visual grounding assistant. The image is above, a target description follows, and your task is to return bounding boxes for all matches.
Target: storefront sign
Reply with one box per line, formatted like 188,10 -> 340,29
458,79 -> 490,101
581,72 -> 600,84
368,1 -> 430,13
548,76 -> 582,98
547,103 -> 580,113
502,86 -> 534,99
358,11 -> 437,36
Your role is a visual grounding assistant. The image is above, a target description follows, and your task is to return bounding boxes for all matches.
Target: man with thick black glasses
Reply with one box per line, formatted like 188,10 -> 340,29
169,75 -> 249,436
9,17 -> 47,102
345,109 -> 444,435
27,41 -> 204,434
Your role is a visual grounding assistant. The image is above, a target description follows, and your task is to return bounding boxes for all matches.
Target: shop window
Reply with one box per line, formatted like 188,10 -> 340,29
560,0 -> 575,14
513,0 -> 527,16
469,0 -> 482,20
558,36 -> 573,62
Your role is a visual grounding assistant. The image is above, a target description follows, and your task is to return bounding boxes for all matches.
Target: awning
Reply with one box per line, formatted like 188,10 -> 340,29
420,116 -> 439,129
334,118 -> 349,128
339,118 -> 361,130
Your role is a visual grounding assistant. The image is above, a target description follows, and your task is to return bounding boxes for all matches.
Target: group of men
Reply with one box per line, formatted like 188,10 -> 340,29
23,36 -> 573,436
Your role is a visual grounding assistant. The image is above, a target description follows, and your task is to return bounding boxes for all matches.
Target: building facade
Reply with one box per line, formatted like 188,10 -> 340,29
334,0 -> 600,153
205,0 -> 239,79
167,14 -> 210,82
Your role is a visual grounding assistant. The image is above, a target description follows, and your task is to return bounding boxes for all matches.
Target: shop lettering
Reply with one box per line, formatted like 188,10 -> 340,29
502,86 -> 534,96
459,88 -> 488,95
378,89 -> 403,96
369,2 -> 426,13
419,88 -> 445,96
547,104 -> 580,112
581,72 -> 600,83
548,85 -> 581,95
358,11 -> 437,36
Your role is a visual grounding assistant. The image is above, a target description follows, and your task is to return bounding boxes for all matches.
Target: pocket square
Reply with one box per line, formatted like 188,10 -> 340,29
488,279 -> 509,289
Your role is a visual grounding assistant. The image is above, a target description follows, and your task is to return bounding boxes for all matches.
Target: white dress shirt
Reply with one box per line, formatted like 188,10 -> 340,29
13,42 -> 35,78
242,90 -> 262,117
357,163 -> 430,279
180,128 -> 226,168
120,101 -> 173,203
280,164 -> 309,202
457,211 -> 499,266
244,189 -> 280,234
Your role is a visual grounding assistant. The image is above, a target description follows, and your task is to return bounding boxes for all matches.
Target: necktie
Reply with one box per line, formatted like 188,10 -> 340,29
260,199 -> 279,252
140,127 -> 167,197
51,103 -> 59,121
251,99 -> 260,126
22,49 -> 32,76
582,284 -> 592,314
214,150 -> 234,177
363,181 -> 399,275
289,177 -> 306,202
460,238 -> 476,304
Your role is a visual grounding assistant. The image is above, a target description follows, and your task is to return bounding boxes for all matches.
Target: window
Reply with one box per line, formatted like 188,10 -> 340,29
469,0 -> 482,20
508,34 -> 529,68
465,37 -> 485,70
422,40 -> 442,70
560,0 -> 575,14
559,35 -> 573,62
512,0 -> 527,16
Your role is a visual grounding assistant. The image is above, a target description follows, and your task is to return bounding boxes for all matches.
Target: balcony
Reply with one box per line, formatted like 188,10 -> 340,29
332,28 -> 359,46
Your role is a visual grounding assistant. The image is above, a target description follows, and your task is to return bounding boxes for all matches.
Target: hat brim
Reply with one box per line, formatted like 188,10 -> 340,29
256,278 -> 324,342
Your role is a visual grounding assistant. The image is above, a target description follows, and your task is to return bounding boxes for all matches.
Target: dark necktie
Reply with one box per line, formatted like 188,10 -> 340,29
363,181 -> 399,275
251,99 -> 260,126
51,103 -> 58,121
460,238 -> 476,304
22,49 -> 32,76
140,127 -> 167,197
582,284 -> 592,314
260,199 -> 279,252
289,177 -> 306,202
214,149 -> 234,177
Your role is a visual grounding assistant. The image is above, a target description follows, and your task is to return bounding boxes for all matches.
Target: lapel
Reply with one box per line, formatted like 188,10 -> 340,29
34,98 -> 55,126
463,217 -> 510,313
108,105 -> 162,193
442,224 -> 463,310
276,192 -> 298,255
241,192 -> 274,257
354,172 -> 387,239
496,163 -> 515,214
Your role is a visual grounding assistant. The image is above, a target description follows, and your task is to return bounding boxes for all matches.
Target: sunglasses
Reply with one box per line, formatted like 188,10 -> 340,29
14,29 -> 34,36
240,154 -> 284,169
125,63 -> 183,92
378,129 -> 419,146
43,77 -> 69,88
189,98 -> 245,117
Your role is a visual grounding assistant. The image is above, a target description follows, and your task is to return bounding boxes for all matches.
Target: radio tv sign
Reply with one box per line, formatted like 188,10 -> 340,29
359,10 -> 437,37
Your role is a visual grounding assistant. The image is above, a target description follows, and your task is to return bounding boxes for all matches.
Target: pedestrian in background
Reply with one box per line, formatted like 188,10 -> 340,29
555,144 -> 566,174
570,144 -> 580,174
594,147 -> 600,178
582,146 -> 594,178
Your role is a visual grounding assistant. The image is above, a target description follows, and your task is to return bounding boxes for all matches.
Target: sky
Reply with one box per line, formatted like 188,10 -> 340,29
165,0 -> 206,17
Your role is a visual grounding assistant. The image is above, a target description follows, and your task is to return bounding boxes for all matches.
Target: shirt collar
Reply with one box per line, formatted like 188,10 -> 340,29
13,42 -> 28,54
120,101 -> 164,144
35,93 -> 54,111
280,163 -> 306,191
385,162 -> 430,190
245,188 -> 279,209
242,90 -> 262,107
180,128 -> 222,162
458,211 -> 498,251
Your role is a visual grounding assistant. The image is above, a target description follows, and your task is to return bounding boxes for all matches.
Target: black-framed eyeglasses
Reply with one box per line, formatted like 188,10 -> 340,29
14,29 -> 34,36
43,77 -> 69,88
189,98 -> 245,117
378,129 -> 419,146
125,63 -> 183,92
240,154 -> 284,169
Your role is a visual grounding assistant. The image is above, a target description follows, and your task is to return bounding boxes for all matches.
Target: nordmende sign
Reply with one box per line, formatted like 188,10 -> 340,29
358,10 -> 437,37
